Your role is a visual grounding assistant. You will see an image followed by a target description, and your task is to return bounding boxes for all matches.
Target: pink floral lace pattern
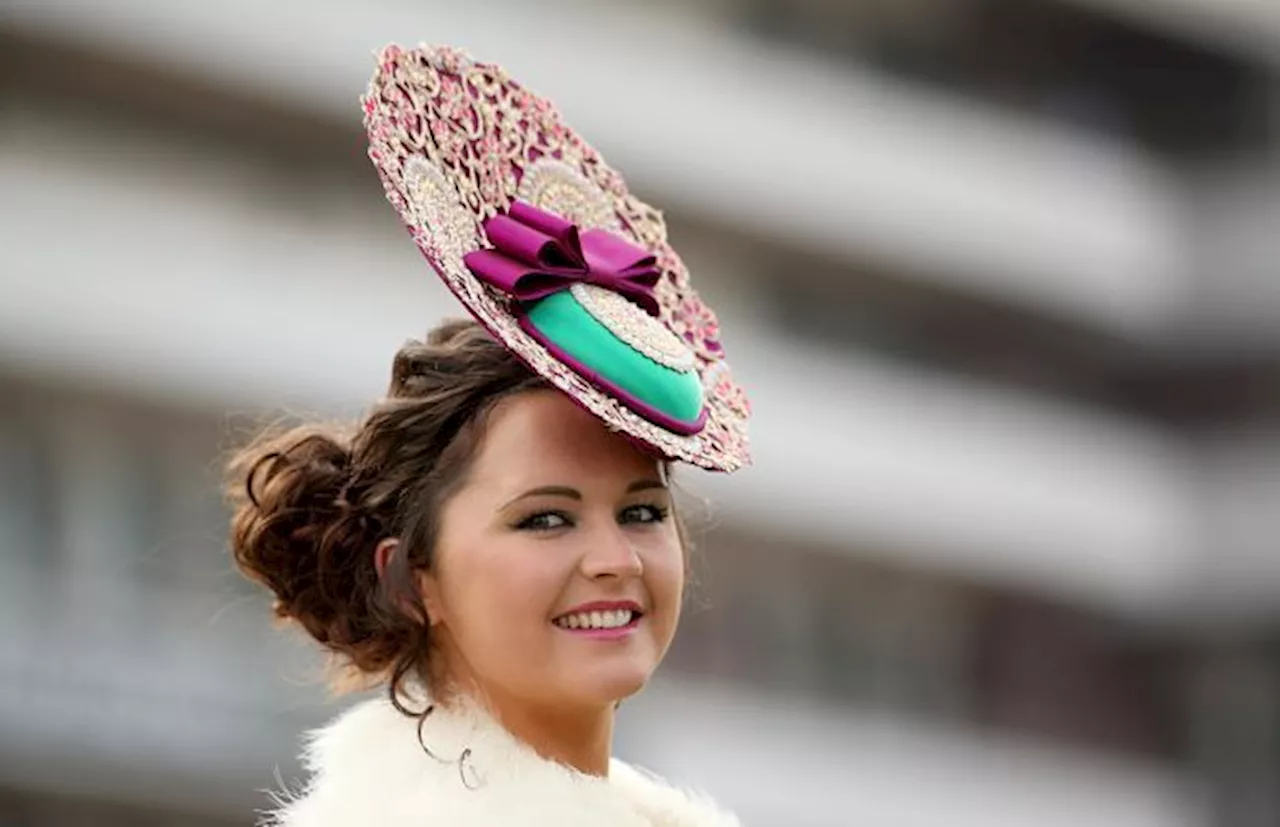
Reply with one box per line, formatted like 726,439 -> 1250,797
362,44 -> 750,472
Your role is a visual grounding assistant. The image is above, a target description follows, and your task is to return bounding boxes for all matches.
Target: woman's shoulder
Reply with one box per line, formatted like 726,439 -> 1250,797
268,697 -> 740,827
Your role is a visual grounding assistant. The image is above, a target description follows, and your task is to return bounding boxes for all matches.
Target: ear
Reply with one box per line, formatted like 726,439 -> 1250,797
377,538 -> 445,626
373,537 -> 399,581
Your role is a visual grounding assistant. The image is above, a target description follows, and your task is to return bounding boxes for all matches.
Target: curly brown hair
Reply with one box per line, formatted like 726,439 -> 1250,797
225,318 -> 550,707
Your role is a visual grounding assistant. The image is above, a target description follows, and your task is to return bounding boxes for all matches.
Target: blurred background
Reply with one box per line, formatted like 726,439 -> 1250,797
1,1 -> 1279,825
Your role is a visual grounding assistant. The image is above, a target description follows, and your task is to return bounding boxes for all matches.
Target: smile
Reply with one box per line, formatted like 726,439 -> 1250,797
553,609 -> 640,630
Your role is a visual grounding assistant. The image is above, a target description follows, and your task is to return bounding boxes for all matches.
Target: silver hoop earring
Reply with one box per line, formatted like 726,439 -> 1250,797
415,704 -> 488,790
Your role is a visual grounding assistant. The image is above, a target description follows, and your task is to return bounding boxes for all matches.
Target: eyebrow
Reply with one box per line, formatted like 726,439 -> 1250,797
501,479 -> 667,510
625,479 -> 667,494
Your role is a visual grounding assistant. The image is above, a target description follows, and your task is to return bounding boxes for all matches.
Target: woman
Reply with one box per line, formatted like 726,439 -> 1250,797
227,44 -> 751,827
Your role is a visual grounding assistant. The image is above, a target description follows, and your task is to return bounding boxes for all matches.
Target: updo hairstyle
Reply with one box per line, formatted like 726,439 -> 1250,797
225,319 -> 546,704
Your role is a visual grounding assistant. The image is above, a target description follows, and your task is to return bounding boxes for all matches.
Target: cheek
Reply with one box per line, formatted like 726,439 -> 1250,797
642,532 -> 685,625
445,539 -> 567,641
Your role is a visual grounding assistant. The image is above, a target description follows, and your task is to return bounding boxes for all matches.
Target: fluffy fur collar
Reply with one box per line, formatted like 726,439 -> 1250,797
269,697 -> 741,827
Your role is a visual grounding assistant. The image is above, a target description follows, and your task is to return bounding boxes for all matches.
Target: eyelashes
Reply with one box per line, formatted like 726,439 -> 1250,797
514,510 -> 572,532
622,503 -> 670,525
513,503 -> 670,532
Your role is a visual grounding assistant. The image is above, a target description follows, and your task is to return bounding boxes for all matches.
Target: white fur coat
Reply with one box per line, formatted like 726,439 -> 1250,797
269,697 -> 742,827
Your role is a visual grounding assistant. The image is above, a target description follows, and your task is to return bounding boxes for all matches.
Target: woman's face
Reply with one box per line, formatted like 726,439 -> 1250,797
421,390 -> 684,713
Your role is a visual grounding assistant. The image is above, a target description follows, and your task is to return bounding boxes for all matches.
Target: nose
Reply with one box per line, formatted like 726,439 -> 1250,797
580,522 -> 644,581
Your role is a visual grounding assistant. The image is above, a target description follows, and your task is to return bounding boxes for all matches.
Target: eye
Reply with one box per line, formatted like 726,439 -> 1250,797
514,510 -> 573,532
619,504 -> 670,525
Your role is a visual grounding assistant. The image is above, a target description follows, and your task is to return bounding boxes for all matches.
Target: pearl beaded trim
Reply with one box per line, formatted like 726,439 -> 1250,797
402,155 -> 480,267
518,159 -> 620,232
570,284 -> 696,373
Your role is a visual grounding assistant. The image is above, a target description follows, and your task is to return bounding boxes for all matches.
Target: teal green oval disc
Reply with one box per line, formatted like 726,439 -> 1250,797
523,289 -> 705,428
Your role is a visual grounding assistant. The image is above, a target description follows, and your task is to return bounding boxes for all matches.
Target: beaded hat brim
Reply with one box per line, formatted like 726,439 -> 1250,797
361,44 -> 751,472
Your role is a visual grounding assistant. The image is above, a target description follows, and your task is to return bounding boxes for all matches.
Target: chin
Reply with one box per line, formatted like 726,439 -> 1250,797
568,663 -> 654,707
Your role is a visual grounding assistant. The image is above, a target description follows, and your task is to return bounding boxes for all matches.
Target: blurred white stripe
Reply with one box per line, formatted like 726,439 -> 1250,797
624,678 -> 1210,827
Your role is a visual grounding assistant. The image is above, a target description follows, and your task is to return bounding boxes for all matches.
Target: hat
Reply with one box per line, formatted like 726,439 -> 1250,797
362,44 -> 750,472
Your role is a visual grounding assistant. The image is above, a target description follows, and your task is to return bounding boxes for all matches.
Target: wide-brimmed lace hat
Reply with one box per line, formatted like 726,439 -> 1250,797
362,44 -> 750,472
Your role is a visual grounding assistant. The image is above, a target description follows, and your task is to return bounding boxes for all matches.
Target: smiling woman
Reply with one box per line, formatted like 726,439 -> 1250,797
223,42 -> 750,827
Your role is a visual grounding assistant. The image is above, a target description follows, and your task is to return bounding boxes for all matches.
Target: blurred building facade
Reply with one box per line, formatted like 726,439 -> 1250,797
1,1 -> 1278,826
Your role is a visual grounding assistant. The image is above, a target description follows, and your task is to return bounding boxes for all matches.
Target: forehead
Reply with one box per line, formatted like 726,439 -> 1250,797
468,390 -> 660,489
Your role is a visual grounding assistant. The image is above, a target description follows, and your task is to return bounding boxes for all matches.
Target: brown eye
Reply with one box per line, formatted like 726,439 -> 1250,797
619,504 -> 669,525
516,510 -> 573,531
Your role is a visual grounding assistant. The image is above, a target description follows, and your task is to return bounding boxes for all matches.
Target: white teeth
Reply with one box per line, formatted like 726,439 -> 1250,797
555,609 -> 636,630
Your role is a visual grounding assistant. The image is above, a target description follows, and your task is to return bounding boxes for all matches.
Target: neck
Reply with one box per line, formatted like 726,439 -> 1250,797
427,640 -> 618,777
489,697 -> 616,777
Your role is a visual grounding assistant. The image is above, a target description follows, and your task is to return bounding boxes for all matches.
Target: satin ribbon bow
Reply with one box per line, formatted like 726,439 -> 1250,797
463,201 -> 661,317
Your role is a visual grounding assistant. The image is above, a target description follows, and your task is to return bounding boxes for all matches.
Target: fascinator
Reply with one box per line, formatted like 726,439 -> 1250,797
362,44 -> 750,471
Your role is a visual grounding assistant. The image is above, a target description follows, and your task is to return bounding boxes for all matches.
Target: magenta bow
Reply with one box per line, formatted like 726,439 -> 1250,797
463,201 -> 660,317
